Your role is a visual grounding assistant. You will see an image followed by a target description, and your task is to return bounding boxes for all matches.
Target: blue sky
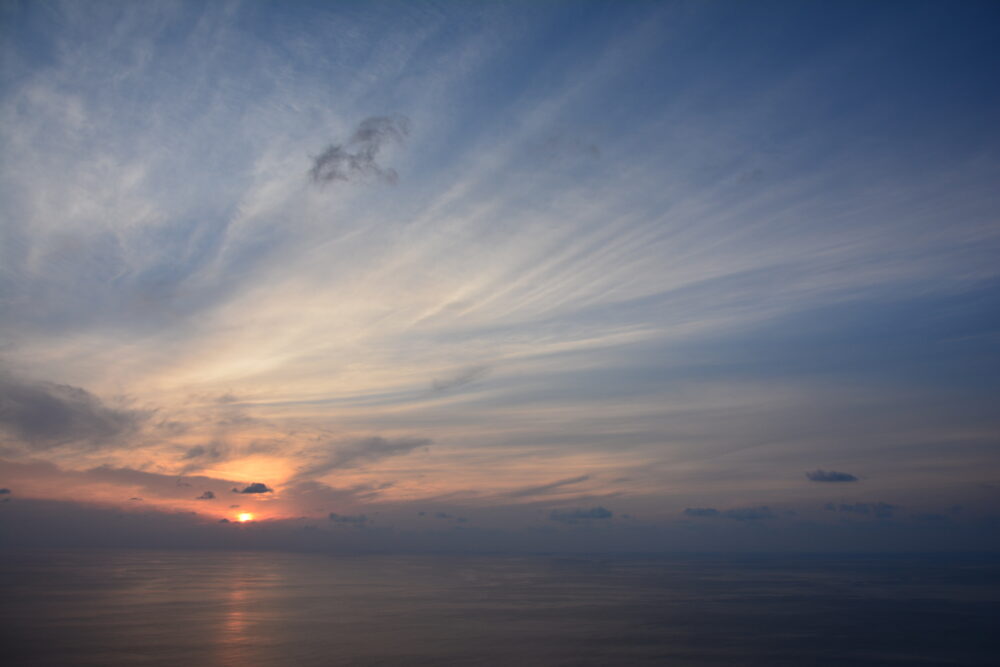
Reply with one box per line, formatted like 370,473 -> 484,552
1,0 -> 998,552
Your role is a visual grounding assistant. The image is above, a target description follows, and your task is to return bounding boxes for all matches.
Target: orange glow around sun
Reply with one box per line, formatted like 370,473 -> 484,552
237,512 -> 254,522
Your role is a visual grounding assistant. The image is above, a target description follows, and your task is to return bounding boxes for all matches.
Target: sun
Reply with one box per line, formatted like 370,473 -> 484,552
237,512 -> 254,522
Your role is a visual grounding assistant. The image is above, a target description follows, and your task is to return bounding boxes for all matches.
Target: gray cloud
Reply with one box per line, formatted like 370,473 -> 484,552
234,483 -> 272,494
724,506 -> 773,521
180,443 -> 229,473
683,507 -> 721,517
329,512 -> 369,527
0,373 -> 145,450
431,365 -> 491,392
0,488 -> 10,494
196,491 -> 215,500
806,469 -> 858,482
294,436 -> 430,480
831,502 -> 895,519
310,116 -> 410,185
549,506 -> 613,524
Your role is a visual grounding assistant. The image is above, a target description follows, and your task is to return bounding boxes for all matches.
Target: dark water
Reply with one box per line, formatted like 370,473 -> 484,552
1,550 -> 997,666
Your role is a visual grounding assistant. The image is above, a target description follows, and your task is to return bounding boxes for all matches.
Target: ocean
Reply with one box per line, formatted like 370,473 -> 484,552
2,549 -> 997,666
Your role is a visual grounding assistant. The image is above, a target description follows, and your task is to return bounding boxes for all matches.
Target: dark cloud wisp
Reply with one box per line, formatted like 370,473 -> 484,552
806,469 -> 858,483
294,436 -> 430,481
549,506 -> 613,524
310,116 -> 410,186
431,365 -> 491,392
329,513 -> 369,527
683,507 -> 721,517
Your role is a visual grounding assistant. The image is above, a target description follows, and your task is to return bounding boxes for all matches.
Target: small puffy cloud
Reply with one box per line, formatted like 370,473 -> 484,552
196,491 -> 215,500
234,483 -> 272,494
549,506 -> 613,524
0,488 -> 10,494
683,507 -> 720,517
724,506 -> 773,521
310,115 -> 410,185
806,469 -> 858,483
329,513 -> 369,527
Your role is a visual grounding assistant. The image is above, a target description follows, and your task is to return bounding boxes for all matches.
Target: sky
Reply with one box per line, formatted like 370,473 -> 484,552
1,0 -> 998,553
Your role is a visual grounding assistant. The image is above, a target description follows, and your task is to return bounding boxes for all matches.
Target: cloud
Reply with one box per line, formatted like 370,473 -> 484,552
196,491 -> 215,500
309,116 -> 410,185
806,469 -> 859,482
834,502 -> 894,518
329,512 -> 369,527
294,437 -> 430,480
504,475 -> 590,498
724,506 -> 773,521
0,373 -> 145,450
0,488 -> 10,494
549,506 -> 613,524
179,443 -> 229,473
431,365 -> 491,392
234,483 -> 272,494
683,507 -> 720,517
182,444 -> 225,461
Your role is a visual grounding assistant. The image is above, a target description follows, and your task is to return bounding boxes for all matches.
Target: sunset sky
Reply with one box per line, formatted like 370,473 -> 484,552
1,0 -> 998,552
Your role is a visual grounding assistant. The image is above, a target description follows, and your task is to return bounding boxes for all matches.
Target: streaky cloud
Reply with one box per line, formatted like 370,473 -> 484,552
293,436 -> 430,481
431,365 -> 491,392
504,474 -> 590,498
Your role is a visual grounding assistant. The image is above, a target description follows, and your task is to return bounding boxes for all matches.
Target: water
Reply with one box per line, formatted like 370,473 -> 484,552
2,549 -> 997,666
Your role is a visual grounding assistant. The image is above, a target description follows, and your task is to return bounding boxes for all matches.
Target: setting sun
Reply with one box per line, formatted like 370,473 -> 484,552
237,513 -> 254,523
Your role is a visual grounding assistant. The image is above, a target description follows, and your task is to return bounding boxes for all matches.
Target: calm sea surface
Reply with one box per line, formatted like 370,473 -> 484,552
1,549 -> 997,666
